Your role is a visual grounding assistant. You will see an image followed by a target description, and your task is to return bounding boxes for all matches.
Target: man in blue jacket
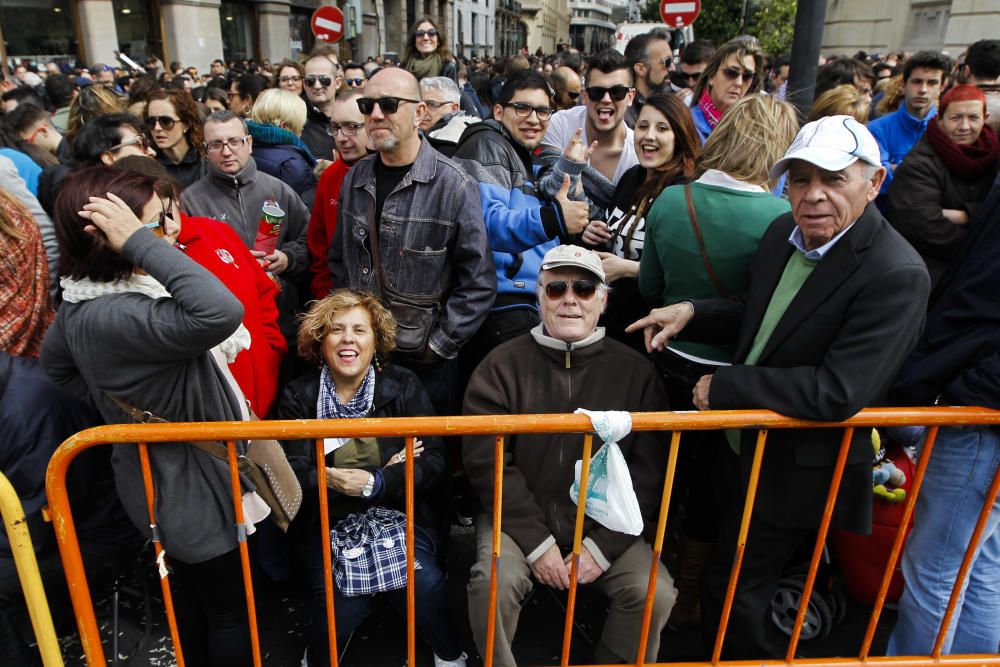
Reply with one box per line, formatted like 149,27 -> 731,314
452,70 -> 589,374
868,51 -> 951,199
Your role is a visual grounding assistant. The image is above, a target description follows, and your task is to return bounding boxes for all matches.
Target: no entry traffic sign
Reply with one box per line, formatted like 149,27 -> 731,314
659,0 -> 701,28
311,5 -> 345,43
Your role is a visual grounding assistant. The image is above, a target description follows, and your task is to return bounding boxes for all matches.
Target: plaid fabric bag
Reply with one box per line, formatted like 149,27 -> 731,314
330,506 -> 422,597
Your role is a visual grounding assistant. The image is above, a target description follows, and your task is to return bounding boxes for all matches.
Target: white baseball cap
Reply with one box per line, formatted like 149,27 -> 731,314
770,115 -> 882,178
540,244 -> 606,283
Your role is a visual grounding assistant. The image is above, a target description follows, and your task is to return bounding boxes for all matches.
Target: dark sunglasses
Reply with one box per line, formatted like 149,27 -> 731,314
146,116 -> 178,131
345,78 -> 365,87
566,91 -> 580,100
543,279 -> 598,300
585,85 -> 631,102
304,75 -> 333,87
721,66 -> 756,83
356,96 -> 420,115
504,102 -> 553,120
143,198 -> 174,231
414,29 -> 439,38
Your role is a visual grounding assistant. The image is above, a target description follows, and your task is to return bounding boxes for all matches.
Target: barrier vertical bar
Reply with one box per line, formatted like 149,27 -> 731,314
136,442 -> 185,667
859,426 -> 939,659
405,436 -> 416,667
785,428 -> 854,661
560,433 -> 594,667
931,454 -> 1000,658
635,431 -> 682,665
485,435 -> 505,667
224,440 -> 262,667
315,438 -> 339,667
712,429 -> 768,664
0,473 -> 63,667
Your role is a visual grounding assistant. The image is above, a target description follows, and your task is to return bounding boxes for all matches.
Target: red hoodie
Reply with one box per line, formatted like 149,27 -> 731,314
307,158 -> 353,300
177,214 -> 287,416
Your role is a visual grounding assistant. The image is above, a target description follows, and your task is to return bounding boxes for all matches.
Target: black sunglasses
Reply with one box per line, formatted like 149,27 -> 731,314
345,78 -> 365,87
721,66 -> 756,83
304,75 -> 333,87
414,29 -> 439,38
356,96 -> 420,115
146,115 -> 178,131
543,279 -> 598,300
566,91 -> 580,100
504,102 -> 554,121
585,85 -> 631,102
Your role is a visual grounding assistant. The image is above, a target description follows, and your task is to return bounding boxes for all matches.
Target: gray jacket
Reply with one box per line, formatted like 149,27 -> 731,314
41,230 -> 247,564
181,157 -> 309,279
328,138 -> 495,359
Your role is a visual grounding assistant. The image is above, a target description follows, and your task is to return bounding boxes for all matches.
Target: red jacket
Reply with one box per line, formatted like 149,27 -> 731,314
307,158 -> 353,300
178,214 -> 287,416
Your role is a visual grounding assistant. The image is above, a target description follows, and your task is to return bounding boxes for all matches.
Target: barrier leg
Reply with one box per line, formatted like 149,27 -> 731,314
315,439 -> 340,667
405,436 -> 416,667
485,435 -> 505,667
224,441 -> 262,667
561,433 -> 594,667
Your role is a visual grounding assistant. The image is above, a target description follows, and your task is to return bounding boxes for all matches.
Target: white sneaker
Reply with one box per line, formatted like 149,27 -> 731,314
433,652 -> 468,667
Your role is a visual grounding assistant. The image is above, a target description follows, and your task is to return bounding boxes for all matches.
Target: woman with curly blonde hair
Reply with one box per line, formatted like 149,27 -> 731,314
809,84 -> 871,124
279,289 -> 464,667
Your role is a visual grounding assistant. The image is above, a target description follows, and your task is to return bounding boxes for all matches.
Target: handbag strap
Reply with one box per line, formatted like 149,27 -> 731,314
684,183 -> 729,298
366,194 -> 388,298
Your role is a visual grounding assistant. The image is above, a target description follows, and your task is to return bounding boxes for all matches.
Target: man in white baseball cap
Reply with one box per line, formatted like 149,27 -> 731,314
628,115 -> 930,658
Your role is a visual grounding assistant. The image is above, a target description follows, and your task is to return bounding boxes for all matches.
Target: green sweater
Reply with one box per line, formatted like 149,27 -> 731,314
638,181 -> 791,362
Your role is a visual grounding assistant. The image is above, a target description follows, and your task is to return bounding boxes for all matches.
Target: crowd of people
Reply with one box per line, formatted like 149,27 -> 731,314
1,15 -> 1000,667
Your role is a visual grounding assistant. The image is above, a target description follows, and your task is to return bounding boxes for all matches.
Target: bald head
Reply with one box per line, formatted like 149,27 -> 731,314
366,67 -> 422,100
551,66 -> 582,109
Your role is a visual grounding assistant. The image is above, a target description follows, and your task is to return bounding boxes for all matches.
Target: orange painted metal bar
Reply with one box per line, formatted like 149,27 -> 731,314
485,434 -> 505,667
931,449 -> 1000,658
404,436 -> 416,667
712,430 -> 768,665
785,428 -> 854,661
859,426 -> 939,659
224,440 -> 262,667
636,431 -> 682,665
137,441 -> 185,667
561,433 -> 594,667
315,438 -> 339,667
551,657 -> 1000,667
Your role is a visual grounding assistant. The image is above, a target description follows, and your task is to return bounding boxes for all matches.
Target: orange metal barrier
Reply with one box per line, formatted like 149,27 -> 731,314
44,407 -> 1000,667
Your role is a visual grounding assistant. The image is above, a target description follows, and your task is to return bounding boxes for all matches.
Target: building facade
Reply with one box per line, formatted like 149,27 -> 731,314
493,0 -> 524,57
518,0 -> 567,54
569,0 -> 623,54
454,0 -> 495,57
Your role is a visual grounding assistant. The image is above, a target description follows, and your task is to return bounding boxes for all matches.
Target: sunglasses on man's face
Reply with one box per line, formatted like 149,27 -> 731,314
146,116 -> 178,131
356,96 -> 420,115
585,85 -> 631,102
304,75 -> 333,88
414,29 -> 439,38
565,91 -> 580,100
345,78 -> 365,87
542,279 -> 598,300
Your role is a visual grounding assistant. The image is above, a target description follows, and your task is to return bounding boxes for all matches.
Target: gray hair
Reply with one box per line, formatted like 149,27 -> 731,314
420,76 -> 461,104
204,109 -> 248,135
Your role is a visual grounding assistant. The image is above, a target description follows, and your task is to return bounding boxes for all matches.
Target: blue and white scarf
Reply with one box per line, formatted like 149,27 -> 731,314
317,364 -> 376,420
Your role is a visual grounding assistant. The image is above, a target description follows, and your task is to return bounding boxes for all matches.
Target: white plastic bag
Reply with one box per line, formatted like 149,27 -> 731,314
569,409 -> 644,535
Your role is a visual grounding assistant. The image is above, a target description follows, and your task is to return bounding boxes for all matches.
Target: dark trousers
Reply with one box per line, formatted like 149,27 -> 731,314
170,548 -> 252,666
304,525 -> 461,664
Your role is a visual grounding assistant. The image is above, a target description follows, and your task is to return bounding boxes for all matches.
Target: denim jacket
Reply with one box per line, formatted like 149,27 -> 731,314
328,138 -> 495,359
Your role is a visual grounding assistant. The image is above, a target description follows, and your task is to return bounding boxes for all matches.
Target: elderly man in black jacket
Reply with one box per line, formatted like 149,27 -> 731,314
630,115 -> 931,658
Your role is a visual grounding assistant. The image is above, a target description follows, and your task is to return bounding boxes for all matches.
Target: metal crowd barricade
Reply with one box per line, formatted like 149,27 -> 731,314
0,471 -> 64,666
44,407 -> 1000,667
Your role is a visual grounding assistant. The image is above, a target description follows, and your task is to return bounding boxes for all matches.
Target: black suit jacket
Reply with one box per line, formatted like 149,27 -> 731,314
686,203 -> 930,532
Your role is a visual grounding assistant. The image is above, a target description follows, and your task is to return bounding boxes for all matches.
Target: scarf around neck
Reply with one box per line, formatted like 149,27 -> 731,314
925,117 -> 1000,180
405,52 -> 443,81
318,363 -> 376,420
698,89 -> 724,129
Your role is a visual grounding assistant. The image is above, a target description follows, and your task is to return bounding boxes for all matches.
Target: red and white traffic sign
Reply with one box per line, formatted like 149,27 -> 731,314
311,5 -> 345,43
659,0 -> 701,28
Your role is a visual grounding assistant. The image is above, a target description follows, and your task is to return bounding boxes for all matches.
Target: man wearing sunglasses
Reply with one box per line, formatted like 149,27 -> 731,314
623,29 -> 673,128
301,54 -> 344,160
329,67 -> 494,414
551,66 -> 582,110
463,243 -> 673,666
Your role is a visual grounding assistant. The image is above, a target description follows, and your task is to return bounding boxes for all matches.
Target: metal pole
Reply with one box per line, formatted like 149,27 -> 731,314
786,0 -> 829,121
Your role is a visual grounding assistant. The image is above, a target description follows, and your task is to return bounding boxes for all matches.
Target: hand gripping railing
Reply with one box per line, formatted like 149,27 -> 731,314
44,407 -> 1000,667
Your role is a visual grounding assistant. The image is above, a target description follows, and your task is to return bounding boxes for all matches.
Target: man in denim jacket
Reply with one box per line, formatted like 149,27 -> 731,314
328,67 -> 495,414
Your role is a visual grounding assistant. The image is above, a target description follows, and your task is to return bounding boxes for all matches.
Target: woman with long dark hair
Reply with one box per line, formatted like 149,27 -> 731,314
145,87 -> 207,188
401,16 -> 457,82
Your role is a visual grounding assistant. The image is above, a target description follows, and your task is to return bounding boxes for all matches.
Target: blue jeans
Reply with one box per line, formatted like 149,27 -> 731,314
304,523 -> 461,664
888,426 -> 1000,655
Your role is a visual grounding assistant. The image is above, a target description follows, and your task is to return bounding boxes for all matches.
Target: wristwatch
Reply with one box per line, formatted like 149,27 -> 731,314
361,473 -> 375,498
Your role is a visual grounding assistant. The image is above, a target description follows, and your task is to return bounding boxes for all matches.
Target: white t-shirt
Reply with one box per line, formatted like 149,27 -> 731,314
541,105 -> 638,186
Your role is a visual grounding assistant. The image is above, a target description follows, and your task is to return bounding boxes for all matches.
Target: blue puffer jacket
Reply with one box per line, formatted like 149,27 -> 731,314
868,103 -> 937,197
248,120 -> 318,208
452,120 -> 569,310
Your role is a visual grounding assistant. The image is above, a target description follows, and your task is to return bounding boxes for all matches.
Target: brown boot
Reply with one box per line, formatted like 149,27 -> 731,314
667,535 -> 714,630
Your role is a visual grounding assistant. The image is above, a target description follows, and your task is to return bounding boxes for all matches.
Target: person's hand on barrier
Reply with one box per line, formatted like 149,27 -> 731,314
625,302 -> 695,353
385,440 -> 424,467
692,374 -> 712,411
78,192 -> 146,252
531,544 -> 571,590
325,467 -> 371,496
564,546 -> 604,584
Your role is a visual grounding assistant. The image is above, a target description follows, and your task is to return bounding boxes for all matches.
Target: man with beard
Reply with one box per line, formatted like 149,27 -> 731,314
623,29 -> 674,128
550,66 -> 582,110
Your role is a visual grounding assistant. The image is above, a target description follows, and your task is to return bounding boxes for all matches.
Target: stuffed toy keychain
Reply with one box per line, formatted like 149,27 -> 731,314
871,429 -> 907,503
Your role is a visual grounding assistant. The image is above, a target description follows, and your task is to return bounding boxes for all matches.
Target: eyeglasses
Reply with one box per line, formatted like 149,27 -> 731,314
279,75 -> 302,84
146,115 -> 179,131
327,122 -> 365,137
584,85 -> 631,102
503,102 -> 554,120
345,78 -> 365,87
653,55 -> 676,70
304,75 -> 333,87
542,279 -> 598,300
356,96 -> 421,115
143,198 -> 174,231
720,67 -> 756,83
204,136 -> 250,152
414,29 -> 439,38
424,99 -> 453,109
109,134 -> 150,153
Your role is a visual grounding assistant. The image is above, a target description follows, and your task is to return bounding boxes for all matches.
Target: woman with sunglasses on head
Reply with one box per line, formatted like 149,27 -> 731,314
146,87 -> 208,189
401,16 -> 458,83
688,38 -> 764,144
70,112 -> 158,167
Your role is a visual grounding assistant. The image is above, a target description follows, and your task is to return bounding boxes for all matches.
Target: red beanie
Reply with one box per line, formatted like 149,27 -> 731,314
939,84 -> 987,114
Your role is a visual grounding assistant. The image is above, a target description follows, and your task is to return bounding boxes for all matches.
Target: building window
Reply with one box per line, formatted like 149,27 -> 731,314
220,1 -> 254,64
0,0 -> 75,61
289,8 -> 315,61
113,0 -> 159,63
471,13 -> 477,45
